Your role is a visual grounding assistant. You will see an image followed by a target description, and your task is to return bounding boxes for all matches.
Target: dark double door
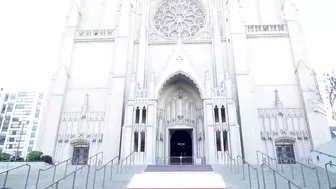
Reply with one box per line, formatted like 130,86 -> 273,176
73,147 -> 89,165
276,144 -> 295,164
170,129 -> 193,165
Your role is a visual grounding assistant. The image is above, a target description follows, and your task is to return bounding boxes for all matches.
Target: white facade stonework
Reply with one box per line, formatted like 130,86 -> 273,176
36,0 -> 331,164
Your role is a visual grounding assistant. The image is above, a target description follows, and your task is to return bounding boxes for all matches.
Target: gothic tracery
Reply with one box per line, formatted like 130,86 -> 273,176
154,0 -> 206,39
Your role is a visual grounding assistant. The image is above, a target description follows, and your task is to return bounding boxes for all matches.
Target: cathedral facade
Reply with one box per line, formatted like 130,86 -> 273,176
36,0 -> 331,164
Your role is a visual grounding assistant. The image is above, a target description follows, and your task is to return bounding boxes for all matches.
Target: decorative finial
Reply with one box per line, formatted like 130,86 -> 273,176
81,94 -> 89,119
274,89 -> 284,115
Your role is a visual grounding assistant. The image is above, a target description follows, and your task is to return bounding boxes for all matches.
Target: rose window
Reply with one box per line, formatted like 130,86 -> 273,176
154,0 -> 206,39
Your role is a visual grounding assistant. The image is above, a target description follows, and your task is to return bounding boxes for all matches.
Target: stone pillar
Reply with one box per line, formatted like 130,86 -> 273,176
136,0 -> 149,88
204,102 -> 216,164
209,0 -> 225,85
227,0 -> 261,163
35,3 -> 80,158
146,102 -> 156,164
283,1 -> 331,149
104,0 -> 132,162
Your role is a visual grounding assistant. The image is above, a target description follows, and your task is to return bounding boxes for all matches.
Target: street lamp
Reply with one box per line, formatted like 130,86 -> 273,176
15,119 -> 29,161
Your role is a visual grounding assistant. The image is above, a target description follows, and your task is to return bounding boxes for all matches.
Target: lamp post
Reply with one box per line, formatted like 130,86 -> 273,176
15,119 -> 29,161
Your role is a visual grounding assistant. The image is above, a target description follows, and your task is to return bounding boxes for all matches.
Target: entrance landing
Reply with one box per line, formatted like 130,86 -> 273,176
126,165 -> 227,189
144,165 -> 213,172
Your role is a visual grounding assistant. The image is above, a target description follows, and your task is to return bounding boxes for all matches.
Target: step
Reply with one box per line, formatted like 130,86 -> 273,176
127,165 -> 227,189
0,164 -> 146,189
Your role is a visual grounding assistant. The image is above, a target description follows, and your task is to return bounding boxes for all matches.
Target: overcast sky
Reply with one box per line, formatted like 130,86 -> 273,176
0,0 -> 335,123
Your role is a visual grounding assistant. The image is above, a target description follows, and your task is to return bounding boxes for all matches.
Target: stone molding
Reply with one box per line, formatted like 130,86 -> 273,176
73,24 -> 289,43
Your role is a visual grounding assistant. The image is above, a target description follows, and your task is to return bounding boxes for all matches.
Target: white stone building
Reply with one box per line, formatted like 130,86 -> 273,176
0,88 -> 44,157
36,0 -> 332,165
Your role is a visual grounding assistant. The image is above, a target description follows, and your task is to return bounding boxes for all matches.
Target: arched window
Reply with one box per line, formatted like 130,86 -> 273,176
135,107 -> 140,123
142,107 -> 146,124
214,106 -> 219,123
221,105 -> 226,123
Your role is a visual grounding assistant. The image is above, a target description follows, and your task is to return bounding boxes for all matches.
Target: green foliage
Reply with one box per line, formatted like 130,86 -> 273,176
0,152 -> 11,161
27,151 -> 43,161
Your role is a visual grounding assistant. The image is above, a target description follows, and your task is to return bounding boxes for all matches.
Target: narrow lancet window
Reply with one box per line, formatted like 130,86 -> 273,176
216,131 -> 221,151
135,107 -> 140,123
223,131 -> 228,151
221,105 -> 226,123
142,107 -> 146,124
214,106 -> 219,123
134,131 -> 139,152
140,131 -> 145,152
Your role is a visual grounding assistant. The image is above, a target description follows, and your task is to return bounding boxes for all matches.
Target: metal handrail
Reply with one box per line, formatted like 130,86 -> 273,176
79,151 -> 103,174
256,150 -> 278,171
120,151 -> 135,174
36,156 -> 78,189
42,164 -> 90,189
280,157 -> 321,189
155,156 -> 206,165
237,155 -> 260,189
0,163 -> 31,189
261,162 -> 302,189
36,151 -> 103,189
224,151 -> 236,173
92,156 -> 119,189
312,150 -> 336,159
325,161 -> 336,189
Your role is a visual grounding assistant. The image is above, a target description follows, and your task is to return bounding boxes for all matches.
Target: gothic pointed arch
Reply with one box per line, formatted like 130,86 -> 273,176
156,71 -> 204,99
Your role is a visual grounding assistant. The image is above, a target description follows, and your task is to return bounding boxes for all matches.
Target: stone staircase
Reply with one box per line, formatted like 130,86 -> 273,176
0,163 -> 146,189
1,161 -> 336,189
221,162 -> 336,189
279,164 -> 336,189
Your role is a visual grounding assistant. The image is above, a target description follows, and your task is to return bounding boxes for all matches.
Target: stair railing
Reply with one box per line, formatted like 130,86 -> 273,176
81,151 -> 104,173
325,161 -> 336,189
36,156 -> 78,189
256,150 -> 278,172
237,155 -> 260,189
280,157 -> 321,189
261,162 -> 302,189
0,163 -> 31,189
92,156 -> 119,189
42,164 -> 90,189
224,151 -> 236,173
119,151 -> 135,174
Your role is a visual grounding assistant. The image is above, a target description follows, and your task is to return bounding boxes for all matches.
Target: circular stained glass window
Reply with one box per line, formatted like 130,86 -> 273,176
154,0 -> 206,39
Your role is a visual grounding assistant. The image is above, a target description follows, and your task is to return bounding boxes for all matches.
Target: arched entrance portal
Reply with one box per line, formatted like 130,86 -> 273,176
156,73 -> 205,165
170,129 -> 193,164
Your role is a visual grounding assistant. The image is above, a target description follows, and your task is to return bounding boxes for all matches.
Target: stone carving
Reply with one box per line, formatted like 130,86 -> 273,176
154,0 -> 206,39
76,29 -> 115,38
274,89 -> 284,115
246,25 -> 287,33
81,94 -> 89,119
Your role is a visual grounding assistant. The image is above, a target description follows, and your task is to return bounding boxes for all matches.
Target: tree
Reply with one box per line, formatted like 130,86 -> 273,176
323,71 -> 336,120
27,151 -> 43,161
0,152 -> 11,161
